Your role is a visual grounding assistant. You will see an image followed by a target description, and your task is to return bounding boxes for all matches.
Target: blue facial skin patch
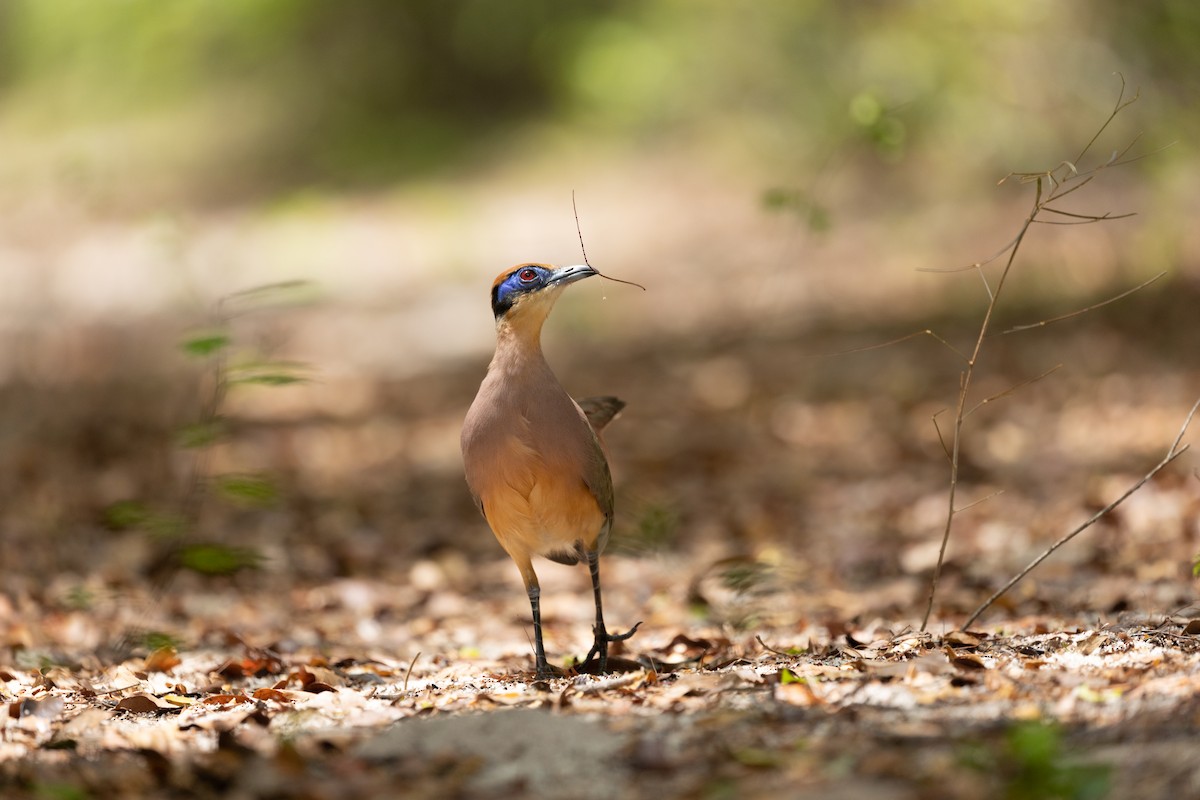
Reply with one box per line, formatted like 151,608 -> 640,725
492,266 -> 549,317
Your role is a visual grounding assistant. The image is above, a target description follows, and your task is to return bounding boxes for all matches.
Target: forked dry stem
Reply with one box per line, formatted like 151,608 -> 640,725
920,77 -> 1163,631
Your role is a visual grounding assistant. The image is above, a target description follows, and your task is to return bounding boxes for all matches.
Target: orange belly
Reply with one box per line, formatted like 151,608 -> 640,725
477,436 -> 606,561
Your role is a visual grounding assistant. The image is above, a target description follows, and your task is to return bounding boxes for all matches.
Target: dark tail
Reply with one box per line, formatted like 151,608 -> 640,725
577,396 -> 626,433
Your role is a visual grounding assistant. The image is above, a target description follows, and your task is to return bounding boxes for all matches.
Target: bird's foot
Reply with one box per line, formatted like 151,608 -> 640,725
580,621 -> 643,673
532,661 -> 565,681
602,620 -> 643,644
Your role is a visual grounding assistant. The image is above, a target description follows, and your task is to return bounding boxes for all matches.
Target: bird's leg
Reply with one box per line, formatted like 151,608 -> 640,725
580,551 -> 642,674
526,583 -> 553,679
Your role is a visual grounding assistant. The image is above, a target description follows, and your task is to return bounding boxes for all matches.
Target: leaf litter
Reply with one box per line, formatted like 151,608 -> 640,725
2,283 -> 1200,797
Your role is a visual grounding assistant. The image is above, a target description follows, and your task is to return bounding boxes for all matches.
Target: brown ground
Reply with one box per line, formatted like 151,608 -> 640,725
2,256 -> 1199,797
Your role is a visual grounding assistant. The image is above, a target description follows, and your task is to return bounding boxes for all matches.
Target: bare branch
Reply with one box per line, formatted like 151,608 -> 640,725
918,233 -> 1024,274
964,364 -> 1063,419
974,265 -> 994,302
920,190 -> 1038,631
998,272 -> 1166,335
1109,139 -> 1177,168
1106,130 -> 1144,164
1073,73 -> 1135,166
917,79 -> 1157,632
1041,207 -> 1136,221
1044,173 -> 1096,203
403,651 -> 422,693
812,329 -> 970,363
931,411 -> 952,462
954,488 -> 1006,514
1033,214 -> 1136,226
962,397 -> 1200,630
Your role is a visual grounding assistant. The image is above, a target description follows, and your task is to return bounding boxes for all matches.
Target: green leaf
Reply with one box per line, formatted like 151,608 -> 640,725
181,331 -> 231,358
230,372 -> 306,386
101,501 -> 185,538
762,187 -> 802,210
1192,555 -> 1200,578
634,503 -> 680,548
779,668 -> 803,685
145,513 -> 187,540
1007,721 -> 1061,768
140,631 -> 182,652
178,419 -> 226,449
215,474 -> 278,508
227,361 -> 310,387
180,544 -> 262,576
226,280 -> 318,306
103,500 -> 150,530
730,747 -> 780,768
64,586 -> 94,610
31,781 -> 89,800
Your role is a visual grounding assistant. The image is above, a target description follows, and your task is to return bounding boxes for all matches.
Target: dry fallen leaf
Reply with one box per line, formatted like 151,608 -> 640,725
116,693 -> 177,714
252,687 -> 294,704
144,646 -> 182,674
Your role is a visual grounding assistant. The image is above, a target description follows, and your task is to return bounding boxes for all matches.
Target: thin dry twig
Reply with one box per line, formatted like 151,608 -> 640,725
815,329 -> 970,363
954,489 -> 1006,515
1041,207 -> 1136,221
571,192 -> 646,291
920,77 -> 1155,632
756,635 -> 796,657
403,651 -> 421,693
998,272 -> 1166,335
917,231 -> 1024,273
931,411 -> 952,462
961,398 -> 1200,630
920,181 -> 1036,631
964,364 -> 1063,418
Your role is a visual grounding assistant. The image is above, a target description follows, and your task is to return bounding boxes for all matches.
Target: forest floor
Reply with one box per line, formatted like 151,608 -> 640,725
2,283 -> 1200,798
1,135 -> 1200,796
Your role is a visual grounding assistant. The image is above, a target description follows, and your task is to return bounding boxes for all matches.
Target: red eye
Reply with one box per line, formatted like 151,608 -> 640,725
518,268 -> 538,283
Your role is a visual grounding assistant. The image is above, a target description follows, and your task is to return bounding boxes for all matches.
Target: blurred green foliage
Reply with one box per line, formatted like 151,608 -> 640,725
960,721 -> 1111,800
181,331 -> 232,358
0,0 -> 616,192
0,1 -> 1196,202
179,543 -> 263,576
215,474 -> 279,509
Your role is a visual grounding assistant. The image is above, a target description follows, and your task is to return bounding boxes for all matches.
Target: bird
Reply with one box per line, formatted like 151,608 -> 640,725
461,262 -> 639,678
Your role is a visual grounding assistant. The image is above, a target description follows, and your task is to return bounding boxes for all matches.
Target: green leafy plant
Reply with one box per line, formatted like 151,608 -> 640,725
139,630 -> 183,652
961,721 -> 1111,800
106,281 -> 312,581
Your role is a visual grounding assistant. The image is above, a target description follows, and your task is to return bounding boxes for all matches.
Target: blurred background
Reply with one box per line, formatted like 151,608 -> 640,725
1,1 -> 1198,634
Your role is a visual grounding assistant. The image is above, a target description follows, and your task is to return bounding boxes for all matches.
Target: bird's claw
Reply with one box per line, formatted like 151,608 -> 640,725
602,620 -> 643,643
580,621 -> 644,671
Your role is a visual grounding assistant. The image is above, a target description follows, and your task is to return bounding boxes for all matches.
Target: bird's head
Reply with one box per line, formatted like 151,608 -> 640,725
490,262 -> 598,322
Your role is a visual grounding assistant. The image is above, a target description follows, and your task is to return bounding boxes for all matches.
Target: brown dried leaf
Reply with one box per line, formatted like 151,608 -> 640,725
116,692 -> 176,714
949,652 -> 988,671
251,687 -> 293,704
304,682 -> 337,694
302,665 -> 344,688
144,646 -> 182,674
775,680 -> 824,707
944,631 -> 983,649
217,651 -> 284,680
1078,632 -> 1113,655
9,696 -> 65,720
